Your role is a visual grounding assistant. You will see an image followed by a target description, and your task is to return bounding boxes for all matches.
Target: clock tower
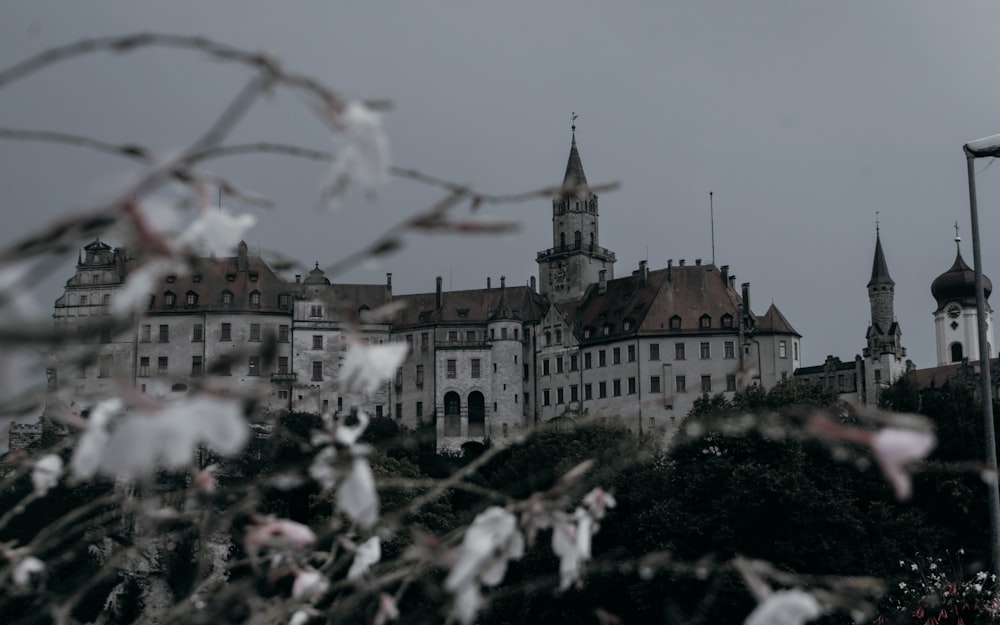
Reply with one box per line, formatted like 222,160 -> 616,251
536,125 -> 615,303
932,232 -> 994,365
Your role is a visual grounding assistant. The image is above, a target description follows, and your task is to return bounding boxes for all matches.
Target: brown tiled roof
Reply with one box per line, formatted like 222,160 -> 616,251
392,286 -> 548,328
147,253 -> 291,314
573,264 -> 743,342
756,303 -> 800,337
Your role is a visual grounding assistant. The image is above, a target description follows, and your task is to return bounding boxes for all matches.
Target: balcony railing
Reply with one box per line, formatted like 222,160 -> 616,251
271,372 -> 297,382
536,242 -> 616,262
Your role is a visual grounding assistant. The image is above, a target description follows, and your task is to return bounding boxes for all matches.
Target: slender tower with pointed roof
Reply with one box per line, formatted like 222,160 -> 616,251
862,225 -> 907,404
536,120 -> 616,303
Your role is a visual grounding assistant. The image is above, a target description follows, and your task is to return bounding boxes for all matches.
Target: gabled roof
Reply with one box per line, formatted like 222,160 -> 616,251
392,285 -> 548,328
756,303 -> 800,337
148,253 -> 290,314
867,232 -> 894,287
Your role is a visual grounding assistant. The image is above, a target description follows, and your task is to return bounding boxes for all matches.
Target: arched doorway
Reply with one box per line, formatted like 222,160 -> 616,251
444,391 -> 461,436
950,342 -> 964,363
468,391 -> 485,437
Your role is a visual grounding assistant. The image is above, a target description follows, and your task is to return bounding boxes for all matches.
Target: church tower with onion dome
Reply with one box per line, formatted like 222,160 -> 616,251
932,229 -> 994,366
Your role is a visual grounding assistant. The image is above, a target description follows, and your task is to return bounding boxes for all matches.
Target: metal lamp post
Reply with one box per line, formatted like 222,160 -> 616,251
963,133 -> 1000,573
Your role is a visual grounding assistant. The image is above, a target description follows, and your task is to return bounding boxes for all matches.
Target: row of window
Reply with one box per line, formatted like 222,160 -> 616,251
581,313 -> 735,338
137,354 -> 294,377
541,342 -> 736,376
542,373 -> 739,405
156,289 -> 287,310
139,323 -> 293,344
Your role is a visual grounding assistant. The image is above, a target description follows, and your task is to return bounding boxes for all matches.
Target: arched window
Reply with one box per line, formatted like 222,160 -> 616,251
249,290 -> 261,307
468,391 -> 485,437
574,230 -> 582,249
951,342 -> 964,363
164,291 -> 175,307
555,329 -> 562,344
222,290 -> 233,305
560,232 -> 566,247
444,391 -> 461,436
589,232 -> 595,250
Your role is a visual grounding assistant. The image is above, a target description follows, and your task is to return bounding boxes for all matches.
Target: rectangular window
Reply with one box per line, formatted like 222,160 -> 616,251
570,354 -> 578,371
599,350 -> 607,367
192,356 -> 203,377
613,348 -> 621,365
465,330 -> 476,342
448,330 -> 458,342
779,340 -> 788,359
471,358 -> 481,378
141,324 -> 151,343
501,327 -> 508,340
543,389 -> 551,406
700,342 -> 711,359
613,379 -> 622,396
650,375 -> 661,393
248,323 -> 260,342
139,357 -> 149,377
278,356 -> 289,374
724,341 -> 735,359
674,343 -> 685,360
396,403 -> 402,419
584,353 -> 592,369
312,335 -> 323,349
584,383 -> 593,400
650,343 -> 660,361
543,359 -> 550,376
676,375 -> 686,392
278,325 -> 289,343
599,381 -> 608,398
376,405 -> 383,418
523,364 -> 530,381
309,305 -> 322,317
158,356 -> 168,375
421,333 -> 429,351
447,359 -> 457,378
99,326 -> 112,344
221,323 -> 231,341
248,356 -> 260,376
416,401 -> 423,417
701,375 -> 712,392
627,345 -> 636,362
874,369 -> 882,383
628,377 -> 636,394
312,361 -> 322,381
192,323 -> 204,342
726,374 -> 737,392
556,357 -> 564,373
416,364 -> 424,386
159,324 -> 169,343
570,385 -> 579,402
557,388 -> 564,404
98,355 -> 112,378
794,341 -> 799,361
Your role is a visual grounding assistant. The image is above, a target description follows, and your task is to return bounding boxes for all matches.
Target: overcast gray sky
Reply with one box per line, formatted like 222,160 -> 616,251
3,1 -> 1000,370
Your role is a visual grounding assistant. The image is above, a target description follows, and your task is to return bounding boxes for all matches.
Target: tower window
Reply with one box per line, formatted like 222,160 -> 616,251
951,342 -> 964,363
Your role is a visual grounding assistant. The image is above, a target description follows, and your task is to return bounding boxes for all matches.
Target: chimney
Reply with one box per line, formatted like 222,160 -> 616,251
500,275 -> 506,289
729,275 -> 736,289
741,282 -> 752,329
667,259 -> 673,282
295,274 -> 301,284
530,276 -> 537,291
487,276 -> 491,289
679,259 -> 686,266
436,276 -> 443,309
695,258 -> 702,266
639,260 -> 648,284
598,270 -> 607,294
720,265 -> 729,284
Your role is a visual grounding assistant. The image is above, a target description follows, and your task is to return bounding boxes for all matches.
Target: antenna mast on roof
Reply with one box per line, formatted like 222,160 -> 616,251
709,191 -> 716,266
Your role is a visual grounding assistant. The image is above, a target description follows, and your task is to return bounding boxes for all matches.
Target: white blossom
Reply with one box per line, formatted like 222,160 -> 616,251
32,454 -> 63,496
339,342 -> 408,396
552,509 -> 594,591
176,207 -> 257,256
244,518 -> 317,555
292,568 -> 329,600
373,593 -> 400,625
338,457 -> 379,528
744,589 -> 822,625
12,555 -> 45,587
309,413 -> 381,528
348,536 -> 382,580
445,507 -> 525,625
317,100 -> 390,209
70,397 -> 122,479
870,427 -> 936,500
111,258 -> 182,316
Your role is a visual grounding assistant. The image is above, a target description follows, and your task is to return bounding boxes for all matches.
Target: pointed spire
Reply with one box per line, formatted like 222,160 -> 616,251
562,116 -> 589,193
868,229 -> 894,287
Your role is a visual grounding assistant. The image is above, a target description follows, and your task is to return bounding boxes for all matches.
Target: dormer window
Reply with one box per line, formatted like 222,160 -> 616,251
278,294 -> 290,309
699,314 -> 711,329
583,328 -> 592,339
193,275 -> 202,283
185,291 -> 197,307
166,275 -> 176,284
602,325 -> 610,336
555,329 -> 562,343
249,290 -> 261,307
669,315 -> 682,330
222,290 -> 233,305
623,320 -> 632,331
721,314 -> 734,328
249,272 -> 259,282
163,292 -> 176,308
226,273 -> 236,282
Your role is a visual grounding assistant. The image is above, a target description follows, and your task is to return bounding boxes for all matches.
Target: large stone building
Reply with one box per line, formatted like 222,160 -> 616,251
47,132 -> 802,452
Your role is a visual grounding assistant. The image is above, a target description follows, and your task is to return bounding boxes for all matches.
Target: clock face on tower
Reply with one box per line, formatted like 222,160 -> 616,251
947,303 -> 962,319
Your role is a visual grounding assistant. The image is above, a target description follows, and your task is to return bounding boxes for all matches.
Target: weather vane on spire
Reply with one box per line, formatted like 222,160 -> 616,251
954,221 -> 962,250
571,111 -> 578,133
875,210 -> 880,235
